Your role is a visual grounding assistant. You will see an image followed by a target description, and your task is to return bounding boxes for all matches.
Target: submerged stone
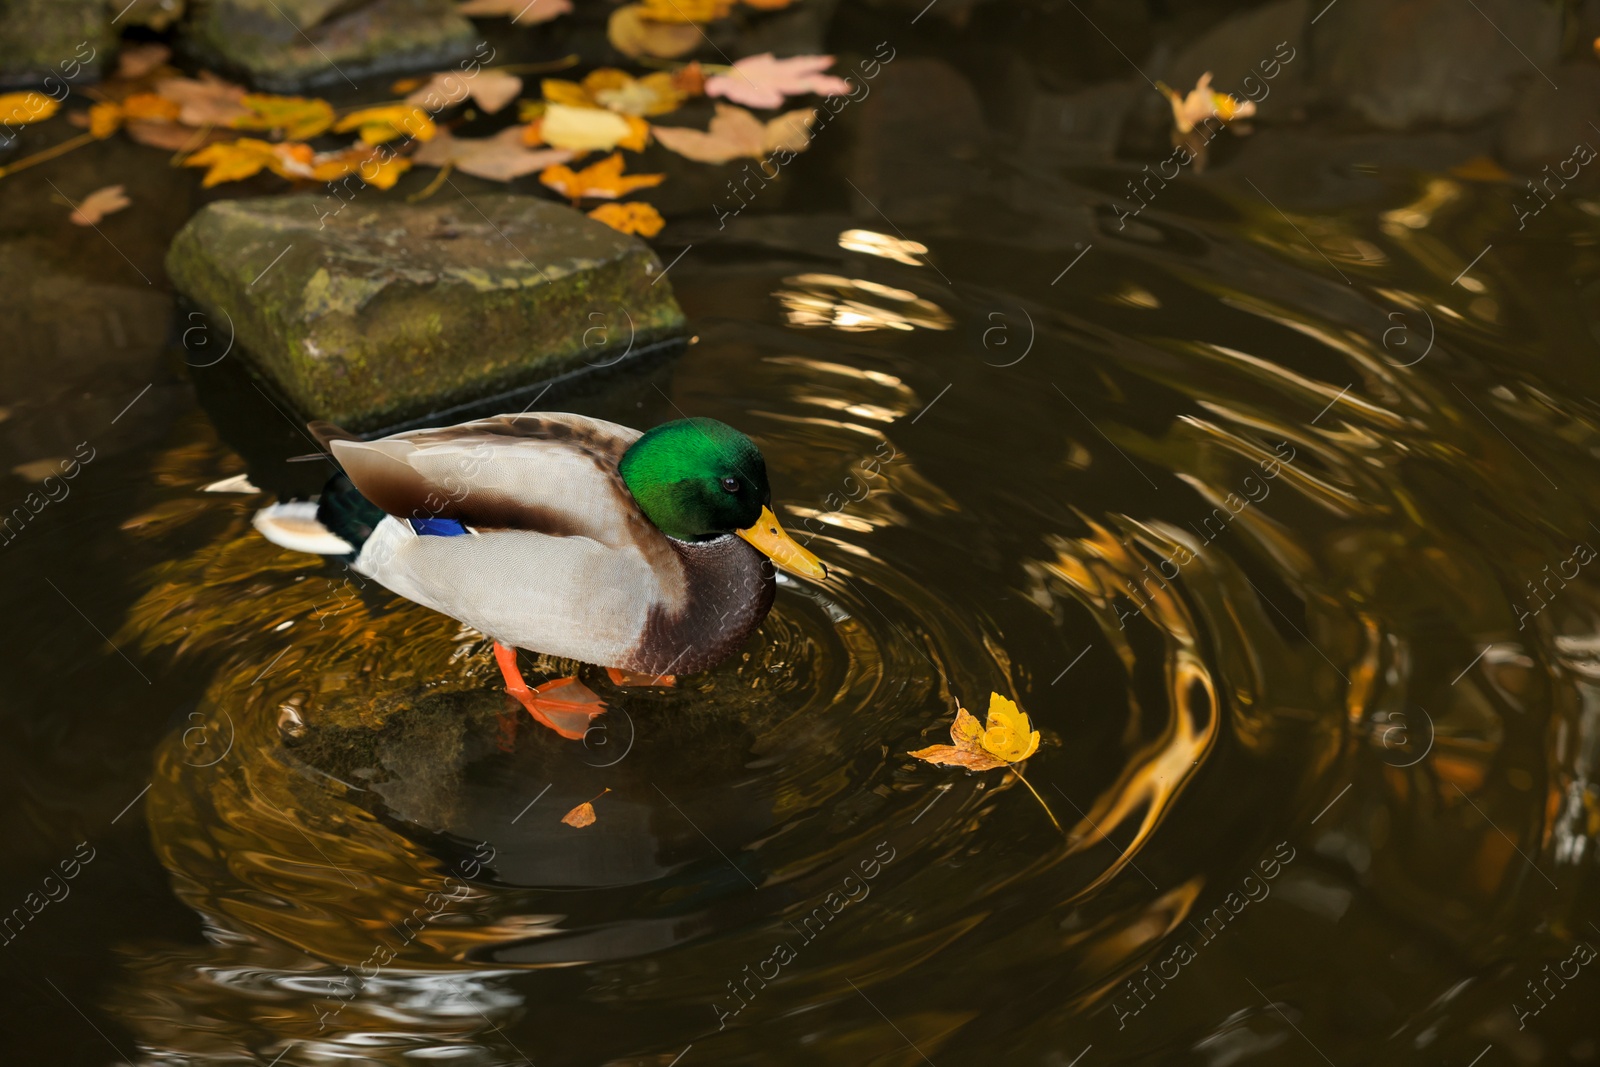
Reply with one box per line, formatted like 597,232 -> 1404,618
0,0 -> 110,89
185,0 -> 476,93
165,194 -> 687,431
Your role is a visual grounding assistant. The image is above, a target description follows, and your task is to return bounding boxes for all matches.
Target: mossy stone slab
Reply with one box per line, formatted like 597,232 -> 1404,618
186,0 -> 476,92
166,194 -> 687,431
0,0 -> 109,89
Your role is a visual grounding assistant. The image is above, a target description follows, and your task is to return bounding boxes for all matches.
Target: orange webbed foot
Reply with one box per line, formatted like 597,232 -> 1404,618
494,642 -> 606,740
606,666 -> 678,687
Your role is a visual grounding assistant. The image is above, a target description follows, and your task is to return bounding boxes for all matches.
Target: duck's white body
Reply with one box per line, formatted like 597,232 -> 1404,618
260,412 -> 775,676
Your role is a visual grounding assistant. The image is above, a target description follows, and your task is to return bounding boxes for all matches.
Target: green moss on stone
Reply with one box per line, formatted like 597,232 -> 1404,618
167,193 -> 688,431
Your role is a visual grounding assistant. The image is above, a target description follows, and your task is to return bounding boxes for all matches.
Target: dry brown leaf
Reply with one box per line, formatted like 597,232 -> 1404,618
459,0 -> 572,23
125,120 -> 230,151
607,4 -> 702,59
413,126 -> 574,181
406,69 -> 524,115
908,708 -> 1008,771
116,43 -> 172,80
67,184 -> 130,226
157,72 -> 251,127
652,103 -> 813,163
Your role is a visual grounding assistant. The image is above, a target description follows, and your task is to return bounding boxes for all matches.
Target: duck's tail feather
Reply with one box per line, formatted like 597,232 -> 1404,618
252,501 -> 356,556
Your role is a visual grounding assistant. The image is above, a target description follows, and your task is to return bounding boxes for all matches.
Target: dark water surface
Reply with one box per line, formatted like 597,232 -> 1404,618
4,6 -> 1600,1067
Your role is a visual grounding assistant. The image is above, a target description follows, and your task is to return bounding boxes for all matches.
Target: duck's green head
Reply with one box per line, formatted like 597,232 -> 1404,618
619,417 -> 827,579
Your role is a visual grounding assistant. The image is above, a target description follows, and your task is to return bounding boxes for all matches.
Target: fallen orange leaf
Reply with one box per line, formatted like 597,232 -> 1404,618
561,787 -> 610,828
67,184 -> 130,226
183,138 -> 314,186
588,200 -> 665,236
541,152 -> 664,201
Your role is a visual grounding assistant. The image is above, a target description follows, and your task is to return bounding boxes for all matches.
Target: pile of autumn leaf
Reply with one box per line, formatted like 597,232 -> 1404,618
0,0 -> 846,234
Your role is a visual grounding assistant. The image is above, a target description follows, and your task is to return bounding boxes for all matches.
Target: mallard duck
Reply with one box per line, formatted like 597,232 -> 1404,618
253,412 -> 827,739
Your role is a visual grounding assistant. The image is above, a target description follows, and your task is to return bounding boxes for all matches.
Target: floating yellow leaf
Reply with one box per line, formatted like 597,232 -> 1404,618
123,92 -> 182,122
231,94 -> 335,140
978,693 -> 1040,762
87,101 -> 123,139
910,692 -> 1058,831
910,692 -> 1039,768
0,91 -> 60,127
542,69 -> 684,117
607,4 -> 702,59
183,138 -> 314,187
589,69 -> 685,117
530,103 -> 648,153
540,152 -> 664,201
639,0 -> 732,21
588,200 -> 665,236
333,104 -> 435,145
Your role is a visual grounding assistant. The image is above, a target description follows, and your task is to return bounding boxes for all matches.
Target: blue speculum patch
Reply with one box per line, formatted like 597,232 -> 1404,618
410,517 -> 468,537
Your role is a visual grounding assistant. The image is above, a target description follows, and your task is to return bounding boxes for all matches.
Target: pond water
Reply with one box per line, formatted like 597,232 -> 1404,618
4,5 -> 1599,1067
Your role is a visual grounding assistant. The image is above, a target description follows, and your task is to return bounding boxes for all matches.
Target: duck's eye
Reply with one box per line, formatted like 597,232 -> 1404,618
720,476 -> 741,493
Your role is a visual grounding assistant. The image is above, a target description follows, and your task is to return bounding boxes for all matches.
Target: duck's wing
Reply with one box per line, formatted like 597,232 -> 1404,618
327,413 -> 646,548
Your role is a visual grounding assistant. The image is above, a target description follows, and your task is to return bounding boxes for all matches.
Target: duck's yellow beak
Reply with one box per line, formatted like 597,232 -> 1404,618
738,506 -> 828,579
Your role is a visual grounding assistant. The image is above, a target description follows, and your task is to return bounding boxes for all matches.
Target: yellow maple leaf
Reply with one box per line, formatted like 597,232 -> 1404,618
909,691 -> 1058,830
232,94 -> 335,140
333,104 -> 435,145
977,693 -> 1040,762
542,72 -> 684,117
638,0 -> 731,21
530,103 -> 649,153
541,152 -> 664,201
588,200 -> 665,236
87,101 -> 124,140
182,138 -> 314,187
0,91 -> 60,127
